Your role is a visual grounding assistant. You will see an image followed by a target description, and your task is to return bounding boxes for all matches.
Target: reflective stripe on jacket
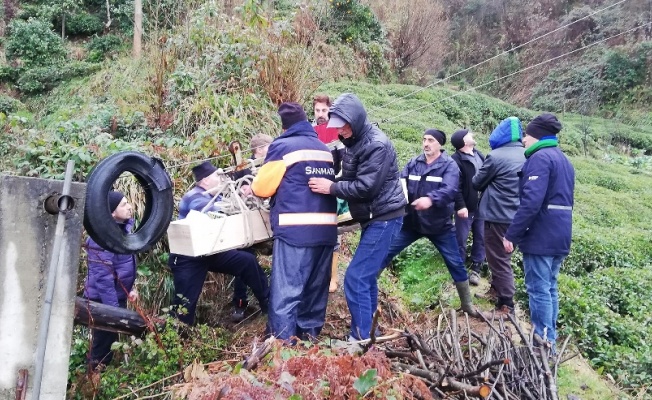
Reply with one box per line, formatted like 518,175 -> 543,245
252,121 -> 337,247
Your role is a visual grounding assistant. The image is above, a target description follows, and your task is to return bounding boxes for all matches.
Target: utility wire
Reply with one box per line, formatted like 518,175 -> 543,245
369,0 -> 631,114
382,21 -> 651,124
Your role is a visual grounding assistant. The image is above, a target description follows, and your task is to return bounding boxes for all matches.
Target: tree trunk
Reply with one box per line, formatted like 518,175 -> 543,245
133,0 -> 143,58
61,13 -> 65,39
74,297 -> 148,335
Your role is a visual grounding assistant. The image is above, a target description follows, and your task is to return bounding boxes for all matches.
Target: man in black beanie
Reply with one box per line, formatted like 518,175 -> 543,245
252,102 -> 337,342
503,113 -> 575,352
450,129 -> 485,285
168,161 -> 270,325
84,191 -> 138,369
379,128 -> 479,317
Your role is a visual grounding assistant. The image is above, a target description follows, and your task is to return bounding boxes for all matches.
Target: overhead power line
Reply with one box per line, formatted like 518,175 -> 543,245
381,21 -> 651,124
369,0 -> 631,113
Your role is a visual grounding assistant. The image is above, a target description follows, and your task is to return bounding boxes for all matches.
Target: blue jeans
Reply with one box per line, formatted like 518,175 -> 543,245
383,227 -> 469,283
454,212 -> 485,266
522,253 -> 565,345
345,216 -> 403,340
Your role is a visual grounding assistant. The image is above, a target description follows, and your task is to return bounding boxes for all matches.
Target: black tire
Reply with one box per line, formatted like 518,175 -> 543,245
84,151 -> 173,254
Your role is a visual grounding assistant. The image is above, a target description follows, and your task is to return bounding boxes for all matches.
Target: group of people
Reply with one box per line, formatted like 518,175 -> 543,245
83,92 -> 575,368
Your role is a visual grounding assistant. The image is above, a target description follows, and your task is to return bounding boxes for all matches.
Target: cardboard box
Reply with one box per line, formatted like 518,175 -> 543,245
167,209 -> 273,257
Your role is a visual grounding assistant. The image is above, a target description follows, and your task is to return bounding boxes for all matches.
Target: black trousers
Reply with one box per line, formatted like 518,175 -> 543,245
168,249 -> 269,325
89,299 -> 126,368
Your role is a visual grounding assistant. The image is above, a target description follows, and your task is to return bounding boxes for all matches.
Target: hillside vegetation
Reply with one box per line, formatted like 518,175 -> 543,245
1,0 -> 651,397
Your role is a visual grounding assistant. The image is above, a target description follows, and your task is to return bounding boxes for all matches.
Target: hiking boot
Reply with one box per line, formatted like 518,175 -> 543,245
475,286 -> 498,302
231,300 -> 248,322
468,270 -> 481,286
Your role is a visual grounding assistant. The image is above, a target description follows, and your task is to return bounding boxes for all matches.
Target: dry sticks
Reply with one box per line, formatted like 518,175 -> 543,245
383,311 -> 565,399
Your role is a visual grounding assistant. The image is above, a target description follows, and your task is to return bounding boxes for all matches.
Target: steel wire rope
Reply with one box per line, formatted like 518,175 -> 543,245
368,0 -> 631,114
381,21 -> 652,124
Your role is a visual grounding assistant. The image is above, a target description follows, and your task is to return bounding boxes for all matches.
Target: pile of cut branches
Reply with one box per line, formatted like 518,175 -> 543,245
170,309 -> 572,399
383,309 -> 571,399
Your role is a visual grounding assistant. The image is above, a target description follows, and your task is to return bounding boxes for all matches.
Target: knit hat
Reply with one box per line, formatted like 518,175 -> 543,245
451,129 -> 469,150
424,129 -> 446,145
526,113 -> 562,139
192,161 -> 218,182
108,191 -> 124,213
278,102 -> 307,129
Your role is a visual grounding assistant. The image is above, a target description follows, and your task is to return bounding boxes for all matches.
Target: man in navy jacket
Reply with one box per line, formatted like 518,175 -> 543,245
382,129 -> 479,317
503,113 -> 575,350
252,102 -> 337,342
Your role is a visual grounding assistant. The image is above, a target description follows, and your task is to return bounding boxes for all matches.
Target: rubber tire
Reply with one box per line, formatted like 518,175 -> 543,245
84,151 -> 173,254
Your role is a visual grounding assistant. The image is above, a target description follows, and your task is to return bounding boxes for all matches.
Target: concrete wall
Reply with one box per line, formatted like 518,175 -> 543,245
0,175 -> 86,400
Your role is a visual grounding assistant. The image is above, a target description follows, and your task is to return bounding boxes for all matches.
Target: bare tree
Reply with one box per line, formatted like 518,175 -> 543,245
133,0 -> 142,58
365,0 -> 449,81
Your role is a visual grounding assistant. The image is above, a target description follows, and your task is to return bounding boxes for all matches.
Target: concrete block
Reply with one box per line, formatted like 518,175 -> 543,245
0,175 -> 86,400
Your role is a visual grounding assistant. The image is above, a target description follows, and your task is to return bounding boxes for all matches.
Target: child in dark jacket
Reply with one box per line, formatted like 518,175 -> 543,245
84,191 -> 138,369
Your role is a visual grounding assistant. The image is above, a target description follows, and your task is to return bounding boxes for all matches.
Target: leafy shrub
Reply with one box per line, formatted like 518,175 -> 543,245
64,12 -> 104,36
68,321 -> 229,399
0,95 -> 23,114
5,18 -> 66,67
328,0 -> 384,45
86,34 -> 123,62
16,61 -> 101,94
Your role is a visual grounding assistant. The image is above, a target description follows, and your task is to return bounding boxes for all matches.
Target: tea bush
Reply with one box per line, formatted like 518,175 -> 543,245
5,18 -> 66,67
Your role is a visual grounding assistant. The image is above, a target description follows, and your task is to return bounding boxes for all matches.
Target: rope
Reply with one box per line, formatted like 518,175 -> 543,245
368,0 -> 631,114
382,21 -> 651,124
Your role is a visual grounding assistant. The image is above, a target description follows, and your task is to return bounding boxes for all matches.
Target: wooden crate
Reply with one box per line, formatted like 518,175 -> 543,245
167,209 -> 273,257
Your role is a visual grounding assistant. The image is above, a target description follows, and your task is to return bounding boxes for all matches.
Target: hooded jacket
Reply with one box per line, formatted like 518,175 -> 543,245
252,120 -> 337,247
327,93 -> 407,223
403,151 -> 459,234
84,219 -> 137,307
472,117 -> 526,224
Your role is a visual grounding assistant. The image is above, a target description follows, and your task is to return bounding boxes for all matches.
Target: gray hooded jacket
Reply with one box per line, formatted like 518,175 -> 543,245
328,93 -> 407,223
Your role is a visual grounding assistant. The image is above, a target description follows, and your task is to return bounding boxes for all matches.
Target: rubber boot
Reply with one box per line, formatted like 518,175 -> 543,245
455,280 -> 479,317
329,251 -> 339,293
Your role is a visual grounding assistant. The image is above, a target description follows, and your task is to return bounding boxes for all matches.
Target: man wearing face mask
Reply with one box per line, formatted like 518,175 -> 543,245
308,93 -> 406,341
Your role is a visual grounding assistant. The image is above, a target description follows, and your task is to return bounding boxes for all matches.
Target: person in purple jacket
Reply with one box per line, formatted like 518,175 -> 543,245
84,191 -> 138,369
503,113 -> 575,351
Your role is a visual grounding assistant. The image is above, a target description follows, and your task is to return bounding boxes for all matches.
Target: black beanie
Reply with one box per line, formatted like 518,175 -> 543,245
192,161 -> 218,182
450,129 -> 469,150
526,113 -> 562,139
108,191 -> 124,213
424,129 -> 446,145
278,102 -> 307,129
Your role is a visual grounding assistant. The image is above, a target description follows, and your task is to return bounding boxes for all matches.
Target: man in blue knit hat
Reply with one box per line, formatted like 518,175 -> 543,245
503,113 -> 575,350
472,117 -> 526,315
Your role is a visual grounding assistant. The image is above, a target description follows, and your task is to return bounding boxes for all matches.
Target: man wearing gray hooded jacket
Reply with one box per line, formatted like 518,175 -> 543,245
309,93 -> 406,340
472,117 -> 526,315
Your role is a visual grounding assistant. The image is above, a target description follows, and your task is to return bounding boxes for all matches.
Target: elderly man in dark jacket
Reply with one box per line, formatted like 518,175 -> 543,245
309,93 -> 406,340
504,113 -> 575,350
472,117 -> 525,315
382,129 -> 479,317
84,191 -> 138,369
451,129 -> 485,285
